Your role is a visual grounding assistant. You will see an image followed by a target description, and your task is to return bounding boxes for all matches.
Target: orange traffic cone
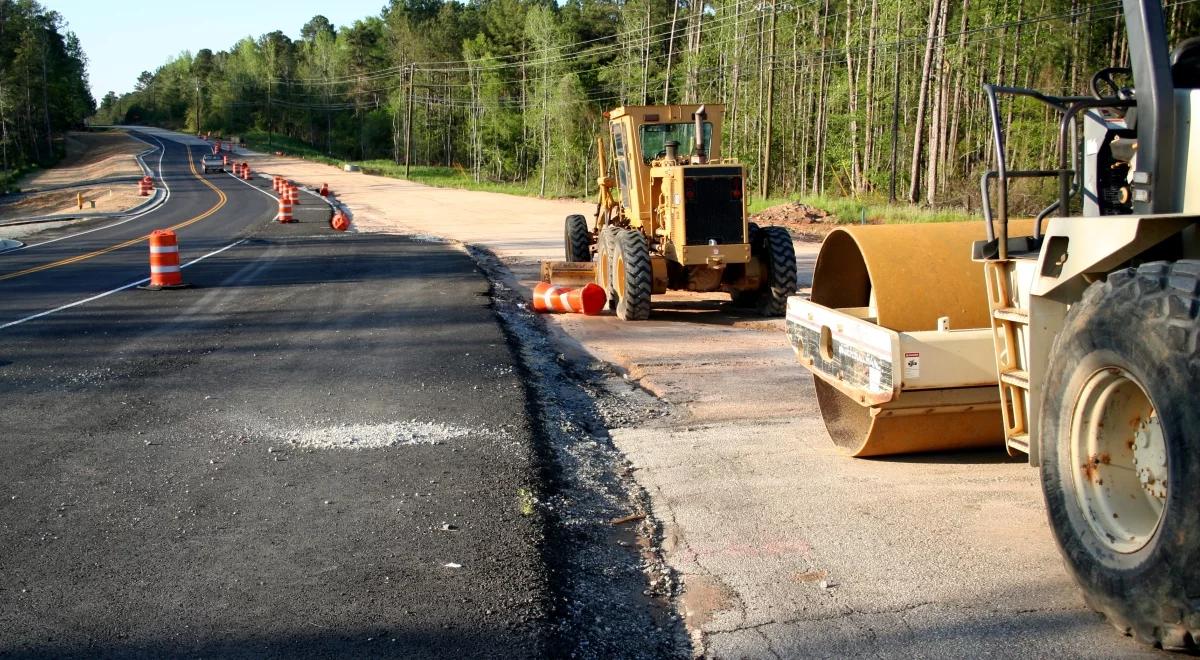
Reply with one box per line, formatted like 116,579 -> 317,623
532,282 -> 606,315
140,229 -> 189,290
278,196 -> 294,223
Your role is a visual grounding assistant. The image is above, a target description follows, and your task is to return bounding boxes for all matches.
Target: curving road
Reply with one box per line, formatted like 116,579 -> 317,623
0,131 -> 550,658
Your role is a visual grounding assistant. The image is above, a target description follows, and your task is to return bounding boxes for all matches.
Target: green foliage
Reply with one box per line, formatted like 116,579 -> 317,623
0,1 -> 95,177
89,0 -> 1200,214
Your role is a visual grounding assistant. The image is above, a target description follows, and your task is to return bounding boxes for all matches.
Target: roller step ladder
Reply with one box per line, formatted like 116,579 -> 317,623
984,259 -> 1032,456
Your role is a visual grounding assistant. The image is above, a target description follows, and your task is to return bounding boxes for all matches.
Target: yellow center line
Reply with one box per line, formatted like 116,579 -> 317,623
0,145 -> 229,283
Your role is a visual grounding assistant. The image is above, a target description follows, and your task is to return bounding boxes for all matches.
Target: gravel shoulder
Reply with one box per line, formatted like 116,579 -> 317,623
224,146 -> 1165,658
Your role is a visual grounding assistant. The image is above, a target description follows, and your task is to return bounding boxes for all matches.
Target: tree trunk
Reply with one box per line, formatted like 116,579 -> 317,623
908,0 -> 941,203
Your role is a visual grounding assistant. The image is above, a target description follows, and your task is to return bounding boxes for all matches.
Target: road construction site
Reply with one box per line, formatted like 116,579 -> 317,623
231,144 -> 1162,658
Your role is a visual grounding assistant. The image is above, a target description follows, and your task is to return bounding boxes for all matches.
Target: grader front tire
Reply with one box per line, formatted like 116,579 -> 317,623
565,214 -> 591,262
1040,260 -> 1200,651
612,229 -> 652,321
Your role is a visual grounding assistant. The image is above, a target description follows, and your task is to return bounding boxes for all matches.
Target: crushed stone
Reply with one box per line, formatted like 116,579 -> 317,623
286,421 -> 479,449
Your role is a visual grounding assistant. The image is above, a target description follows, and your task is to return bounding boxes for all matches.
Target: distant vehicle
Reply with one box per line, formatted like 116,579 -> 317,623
201,154 -> 224,174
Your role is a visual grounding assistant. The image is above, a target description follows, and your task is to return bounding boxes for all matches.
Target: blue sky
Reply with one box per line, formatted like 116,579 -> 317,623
47,0 -> 389,99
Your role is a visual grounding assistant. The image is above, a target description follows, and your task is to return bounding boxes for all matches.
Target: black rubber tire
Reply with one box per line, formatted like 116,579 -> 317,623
741,225 -> 797,316
564,214 -> 591,262
612,229 -> 652,321
1040,260 -> 1200,651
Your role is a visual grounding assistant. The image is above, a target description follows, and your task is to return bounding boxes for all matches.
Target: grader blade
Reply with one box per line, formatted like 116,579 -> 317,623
787,221 -> 1033,456
540,261 -> 597,287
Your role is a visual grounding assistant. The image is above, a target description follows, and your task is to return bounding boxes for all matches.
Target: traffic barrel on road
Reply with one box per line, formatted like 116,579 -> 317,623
222,155 -> 229,167
272,176 -> 282,193
532,282 -> 606,315
138,176 -> 153,196
241,162 -> 252,181
278,196 -> 294,224
142,229 -> 188,290
289,185 -> 299,204
330,210 -> 349,231
319,183 -> 329,197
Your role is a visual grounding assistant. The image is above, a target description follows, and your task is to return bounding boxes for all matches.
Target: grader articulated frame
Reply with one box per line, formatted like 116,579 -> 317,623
542,104 -> 797,320
786,0 -> 1200,649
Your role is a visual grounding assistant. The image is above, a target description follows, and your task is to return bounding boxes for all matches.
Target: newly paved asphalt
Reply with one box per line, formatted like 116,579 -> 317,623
0,133 -> 549,657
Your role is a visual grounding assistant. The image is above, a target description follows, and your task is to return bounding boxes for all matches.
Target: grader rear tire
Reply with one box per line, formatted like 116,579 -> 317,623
565,214 -> 591,262
612,229 -> 651,321
1040,260 -> 1200,651
739,225 -> 797,316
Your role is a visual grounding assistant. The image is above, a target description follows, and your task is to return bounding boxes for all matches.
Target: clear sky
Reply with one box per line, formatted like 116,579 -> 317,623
46,0 -> 390,100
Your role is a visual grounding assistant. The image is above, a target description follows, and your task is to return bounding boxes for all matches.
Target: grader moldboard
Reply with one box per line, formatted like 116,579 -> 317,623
542,104 -> 797,320
786,0 -> 1200,649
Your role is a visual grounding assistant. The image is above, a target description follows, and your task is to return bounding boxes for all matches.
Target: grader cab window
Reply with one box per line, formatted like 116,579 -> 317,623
640,122 -> 713,164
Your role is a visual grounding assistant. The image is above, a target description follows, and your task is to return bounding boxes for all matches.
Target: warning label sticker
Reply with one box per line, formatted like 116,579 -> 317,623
903,352 -> 920,379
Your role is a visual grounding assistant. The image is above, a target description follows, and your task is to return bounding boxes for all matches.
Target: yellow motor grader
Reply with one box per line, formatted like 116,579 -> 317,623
786,0 -> 1200,649
543,104 -> 797,320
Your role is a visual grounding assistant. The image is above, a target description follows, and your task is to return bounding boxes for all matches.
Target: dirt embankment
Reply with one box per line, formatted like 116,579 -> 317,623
0,131 -> 149,223
750,201 -> 838,242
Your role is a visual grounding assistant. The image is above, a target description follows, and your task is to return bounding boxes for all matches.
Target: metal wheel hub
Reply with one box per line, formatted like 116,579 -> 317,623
1069,366 -> 1166,554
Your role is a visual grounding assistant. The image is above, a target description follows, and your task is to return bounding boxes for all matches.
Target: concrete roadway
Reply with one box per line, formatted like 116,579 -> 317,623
0,132 -> 550,657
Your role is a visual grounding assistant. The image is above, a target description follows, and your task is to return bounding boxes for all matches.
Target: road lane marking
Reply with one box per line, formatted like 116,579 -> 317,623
0,133 -> 171,255
0,238 -> 248,331
0,145 -> 228,282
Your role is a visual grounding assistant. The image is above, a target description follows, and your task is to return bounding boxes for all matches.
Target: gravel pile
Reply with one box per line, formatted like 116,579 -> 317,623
750,200 -> 838,242
287,420 -> 481,449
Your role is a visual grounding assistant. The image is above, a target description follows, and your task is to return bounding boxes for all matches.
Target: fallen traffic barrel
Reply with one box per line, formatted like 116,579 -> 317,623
532,282 -> 606,315
330,211 -> 349,231
788,221 -> 1031,456
141,229 -> 188,290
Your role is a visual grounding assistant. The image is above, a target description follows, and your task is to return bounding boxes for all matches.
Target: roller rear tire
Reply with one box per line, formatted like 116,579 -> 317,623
1040,260 -> 1200,651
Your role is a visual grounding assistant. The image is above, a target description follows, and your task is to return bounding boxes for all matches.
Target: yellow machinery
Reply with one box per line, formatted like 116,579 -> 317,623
786,0 -> 1200,649
544,104 -> 797,320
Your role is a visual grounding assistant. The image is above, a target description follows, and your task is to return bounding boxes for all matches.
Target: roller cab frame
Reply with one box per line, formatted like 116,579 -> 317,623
545,104 -> 797,320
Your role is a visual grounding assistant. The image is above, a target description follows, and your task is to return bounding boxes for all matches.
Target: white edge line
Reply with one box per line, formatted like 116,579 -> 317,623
3,132 -> 172,254
0,238 -> 248,331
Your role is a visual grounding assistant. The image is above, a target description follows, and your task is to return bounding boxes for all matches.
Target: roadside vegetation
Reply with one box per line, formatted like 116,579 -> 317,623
0,1 -> 96,194
90,1 -> 1200,217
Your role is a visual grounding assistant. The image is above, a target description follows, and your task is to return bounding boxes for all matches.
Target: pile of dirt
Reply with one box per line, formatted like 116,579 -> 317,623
0,185 -> 146,223
750,201 -> 837,242
19,131 -> 145,190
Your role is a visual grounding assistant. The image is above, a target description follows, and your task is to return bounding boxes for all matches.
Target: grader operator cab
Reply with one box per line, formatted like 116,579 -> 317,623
543,104 -> 797,320
786,0 -> 1200,649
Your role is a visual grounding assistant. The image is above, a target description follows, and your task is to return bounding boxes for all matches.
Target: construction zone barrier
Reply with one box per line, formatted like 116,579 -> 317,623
222,155 -> 229,168
330,210 -> 349,232
138,176 -> 153,196
241,162 -> 252,181
278,196 -> 294,223
319,183 -> 329,197
273,176 -> 282,193
532,282 -> 606,315
288,184 -> 299,204
140,229 -> 189,290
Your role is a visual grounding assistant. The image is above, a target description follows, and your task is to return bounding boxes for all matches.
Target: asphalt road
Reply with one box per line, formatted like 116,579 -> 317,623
0,133 -> 550,657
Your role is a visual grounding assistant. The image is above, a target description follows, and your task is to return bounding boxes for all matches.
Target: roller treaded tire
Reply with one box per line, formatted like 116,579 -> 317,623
565,214 -> 591,262
744,225 -> 797,316
1040,260 -> 1200,651
613,229 -> 652,321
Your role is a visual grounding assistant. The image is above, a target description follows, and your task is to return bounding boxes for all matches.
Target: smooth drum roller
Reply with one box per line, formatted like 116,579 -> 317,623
788,221 -> 1031,457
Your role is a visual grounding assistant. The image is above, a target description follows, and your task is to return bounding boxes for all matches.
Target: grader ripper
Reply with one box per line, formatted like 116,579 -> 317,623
542,104 -> 797,320
786,0 -> 1199,649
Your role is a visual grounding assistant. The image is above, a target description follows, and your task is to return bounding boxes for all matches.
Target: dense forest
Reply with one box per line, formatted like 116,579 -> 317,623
0,0 -> 96,183
94,0 -> 1200,206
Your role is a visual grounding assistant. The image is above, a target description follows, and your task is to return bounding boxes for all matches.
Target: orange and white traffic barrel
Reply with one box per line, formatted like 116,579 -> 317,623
241,162 -> 251,181
532,282 -> 606,315
319,183 -> 329,197
141,229 -> 188,290
330,210 -> 349,231
137,176 -> 151,196
278,196 -> 294,223
288,184 -> 299,204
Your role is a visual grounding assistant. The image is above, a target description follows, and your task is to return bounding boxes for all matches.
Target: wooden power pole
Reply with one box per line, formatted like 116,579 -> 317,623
405,65 -> 415,178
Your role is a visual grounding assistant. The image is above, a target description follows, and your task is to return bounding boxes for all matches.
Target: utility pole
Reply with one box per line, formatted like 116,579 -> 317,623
267,79 -> 273,147
405,64 -> 415,178
194,80 -> 201,135
888,11 -> 902,203
760,0 -> 778,199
